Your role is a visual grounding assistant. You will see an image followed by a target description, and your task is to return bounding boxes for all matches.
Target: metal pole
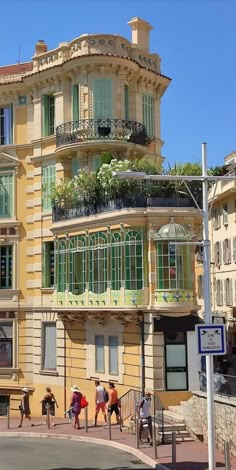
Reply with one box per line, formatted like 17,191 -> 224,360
7,406 -> 10,429
153,396 -> 157,460
172,431 -> 176,470
224,442 -> 231,470
85,406 -> 88,432
46,403 -> 50,429
202,142 -> 215,470
135,415 -> 140,449
107,410 -> 111,440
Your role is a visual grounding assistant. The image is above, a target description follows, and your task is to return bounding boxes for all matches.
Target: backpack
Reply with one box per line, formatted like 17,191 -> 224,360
103,388 -> 109,403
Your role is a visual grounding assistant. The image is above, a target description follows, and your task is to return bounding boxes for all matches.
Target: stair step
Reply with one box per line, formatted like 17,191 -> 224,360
168,405 -> 183,415
161,423 -> 186,432
163,410 -> 185,423
159,431 -> 194,443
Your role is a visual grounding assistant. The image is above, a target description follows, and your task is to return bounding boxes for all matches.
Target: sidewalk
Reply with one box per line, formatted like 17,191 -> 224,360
0,415 -> 235,470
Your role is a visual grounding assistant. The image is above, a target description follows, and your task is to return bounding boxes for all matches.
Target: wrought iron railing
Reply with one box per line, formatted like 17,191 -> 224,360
199,371 -> 236,397
53,194 -> 195,222
56,119 -> 149,148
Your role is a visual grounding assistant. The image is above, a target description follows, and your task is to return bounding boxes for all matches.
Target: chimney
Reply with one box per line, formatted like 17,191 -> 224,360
128,17 -> 153,53
35,40 -> 48,56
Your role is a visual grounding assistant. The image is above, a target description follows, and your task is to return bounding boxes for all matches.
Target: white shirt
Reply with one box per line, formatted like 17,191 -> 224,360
96,385 -> 105,403
140,398 -> 151,418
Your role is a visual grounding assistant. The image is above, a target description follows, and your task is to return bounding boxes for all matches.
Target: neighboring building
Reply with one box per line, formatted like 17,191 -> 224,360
208,151 -> 236,372
0,17 -> 202,417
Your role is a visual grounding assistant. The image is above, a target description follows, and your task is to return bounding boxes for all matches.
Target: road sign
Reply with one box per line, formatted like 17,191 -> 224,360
195,324 -> 226,355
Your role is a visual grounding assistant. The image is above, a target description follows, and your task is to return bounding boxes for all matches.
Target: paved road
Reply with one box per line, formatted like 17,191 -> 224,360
0,437 -> 151,470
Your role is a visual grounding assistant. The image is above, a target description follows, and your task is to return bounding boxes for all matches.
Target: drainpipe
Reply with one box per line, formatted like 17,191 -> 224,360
139,313 -> 145,396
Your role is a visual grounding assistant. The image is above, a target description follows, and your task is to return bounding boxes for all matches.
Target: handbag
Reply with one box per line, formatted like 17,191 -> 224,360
81,396 -> 88,408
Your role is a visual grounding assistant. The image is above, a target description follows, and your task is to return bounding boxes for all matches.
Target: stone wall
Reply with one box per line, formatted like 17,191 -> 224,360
192,391 -> 236,458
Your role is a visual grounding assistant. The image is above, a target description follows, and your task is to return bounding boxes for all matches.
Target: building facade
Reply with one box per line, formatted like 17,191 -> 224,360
208,151 -> 236,373
0,17 -> 202,416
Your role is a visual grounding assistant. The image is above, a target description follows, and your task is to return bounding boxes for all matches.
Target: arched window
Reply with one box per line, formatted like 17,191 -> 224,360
157,242 -> 192,290
111,232 -> 122,290
125,230 -> 143,290
89,232 -> 108,294
69,235 -> 86,295
57,239 -> 67,292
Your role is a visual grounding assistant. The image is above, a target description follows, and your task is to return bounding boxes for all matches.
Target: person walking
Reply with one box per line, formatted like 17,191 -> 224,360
18,387 -> 33,428
40,387 -> 58,427
94,380 -> 107,427
138,391 -> 153,446
70,385 -> 82,429
107,382 -> 121,425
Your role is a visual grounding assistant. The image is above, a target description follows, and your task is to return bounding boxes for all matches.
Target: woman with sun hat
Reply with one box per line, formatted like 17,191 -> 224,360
70,385 -> 82,429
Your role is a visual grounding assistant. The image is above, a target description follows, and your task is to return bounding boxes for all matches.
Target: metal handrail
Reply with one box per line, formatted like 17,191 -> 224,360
119,388 -> 165,444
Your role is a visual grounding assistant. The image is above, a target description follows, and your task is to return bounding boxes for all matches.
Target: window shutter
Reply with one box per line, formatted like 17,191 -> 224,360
124,85 -> 129,120
42,323 -> 56,370
92,156 -> 101,172
72,157 -> 80,177
230,279 -> 233,306
42,95 -> 49,136
219,280 -> 223,305
219,241 -> 222,265
142,94 -> 154,137
212,209 -> 216,230
42,242 -> 50,288
72,84 -> 79,121
233,237 -> 236,262
10,103 -> 13,144
223,240 -> 226,264
214,243 -> 217,265
93,78 -> 113,119
218,207 -> 221,229
228,239 -> 232,264
224,279 -> 227,305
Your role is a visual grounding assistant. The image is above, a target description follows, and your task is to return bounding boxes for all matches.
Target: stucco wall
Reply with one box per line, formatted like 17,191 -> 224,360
192,391 -> 236,458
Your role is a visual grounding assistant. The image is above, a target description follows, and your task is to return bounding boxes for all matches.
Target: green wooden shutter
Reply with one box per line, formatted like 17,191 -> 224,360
72,157 -> 80,177
0,172 -> 13,217
72,84 -> 79,121
93,78 -> 112,118
142,94 -> 154,137
10,103 -> 13,144
42,95 -> 49,137
92,156 -> 101,172
43,242 -> 49,288
42,164 -> 56,211
124,85 -> 129,120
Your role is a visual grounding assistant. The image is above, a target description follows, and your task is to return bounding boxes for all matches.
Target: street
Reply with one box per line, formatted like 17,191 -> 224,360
0,437 -> 151,470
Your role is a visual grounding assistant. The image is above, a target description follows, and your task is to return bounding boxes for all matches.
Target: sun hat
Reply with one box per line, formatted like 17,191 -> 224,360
22,387 -> 29,393
71,385 -> 80,392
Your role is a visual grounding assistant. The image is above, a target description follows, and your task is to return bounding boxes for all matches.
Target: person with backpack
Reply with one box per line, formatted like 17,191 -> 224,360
40,386 -> 58,427
138,391 -> 153,446
94,380 -> 108,427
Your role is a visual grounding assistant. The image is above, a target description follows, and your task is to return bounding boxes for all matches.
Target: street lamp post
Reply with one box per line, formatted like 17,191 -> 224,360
114,143 -> 236,470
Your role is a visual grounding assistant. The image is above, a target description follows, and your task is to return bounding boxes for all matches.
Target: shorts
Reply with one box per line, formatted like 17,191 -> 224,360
110,403 -> 119,415
95,402 -> 106,413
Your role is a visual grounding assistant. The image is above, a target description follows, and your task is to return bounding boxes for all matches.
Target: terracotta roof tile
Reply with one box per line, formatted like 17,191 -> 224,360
0,62 -> 33,76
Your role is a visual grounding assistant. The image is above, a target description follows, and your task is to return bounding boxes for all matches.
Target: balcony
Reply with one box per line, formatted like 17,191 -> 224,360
53,194 -> 195,223
56,119 -> 149,149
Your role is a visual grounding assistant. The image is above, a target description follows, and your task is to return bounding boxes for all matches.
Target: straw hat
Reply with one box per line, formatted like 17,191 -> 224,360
71,385 -> 80,392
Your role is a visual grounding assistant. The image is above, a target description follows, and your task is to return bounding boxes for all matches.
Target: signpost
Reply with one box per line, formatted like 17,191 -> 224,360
196,324 -> 226,356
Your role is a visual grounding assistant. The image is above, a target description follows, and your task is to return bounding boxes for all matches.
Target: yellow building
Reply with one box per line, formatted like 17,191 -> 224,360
0,17 -> 202,417
208,151 -> 236,373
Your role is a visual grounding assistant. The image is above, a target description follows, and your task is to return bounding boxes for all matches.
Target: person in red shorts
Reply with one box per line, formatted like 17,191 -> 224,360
94,380 -> 107,427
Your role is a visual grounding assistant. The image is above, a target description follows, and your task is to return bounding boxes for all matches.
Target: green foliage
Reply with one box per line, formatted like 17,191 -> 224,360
97,159 -> 138,197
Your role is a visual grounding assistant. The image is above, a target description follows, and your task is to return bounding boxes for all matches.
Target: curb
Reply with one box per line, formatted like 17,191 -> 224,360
0,432 -> 164,469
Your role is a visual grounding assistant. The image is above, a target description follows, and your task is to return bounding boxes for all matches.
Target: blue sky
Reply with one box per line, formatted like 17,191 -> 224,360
0,0 -> 235,168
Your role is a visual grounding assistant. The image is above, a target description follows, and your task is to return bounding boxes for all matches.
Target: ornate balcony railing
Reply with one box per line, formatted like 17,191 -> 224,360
56,119 -> 149,148
53,194 -> 195,222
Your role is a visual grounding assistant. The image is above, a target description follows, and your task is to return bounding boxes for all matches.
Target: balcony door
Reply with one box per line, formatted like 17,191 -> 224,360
165,331 -> 188,390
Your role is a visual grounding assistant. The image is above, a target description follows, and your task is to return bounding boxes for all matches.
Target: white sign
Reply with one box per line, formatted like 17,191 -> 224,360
195,324 -> 226,355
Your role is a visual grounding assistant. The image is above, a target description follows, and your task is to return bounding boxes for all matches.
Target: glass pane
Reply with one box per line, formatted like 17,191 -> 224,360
165,332 -> 185,344
109,336 -> 118,375
95,335 -> 104,373
0,340 -> 12,367
166,344 -> 186,367
43,323 -> 56,370
166,372 -> 187,390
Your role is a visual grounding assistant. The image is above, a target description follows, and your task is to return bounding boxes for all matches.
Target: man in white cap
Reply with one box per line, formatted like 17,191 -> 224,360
18,387 -> 33,427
